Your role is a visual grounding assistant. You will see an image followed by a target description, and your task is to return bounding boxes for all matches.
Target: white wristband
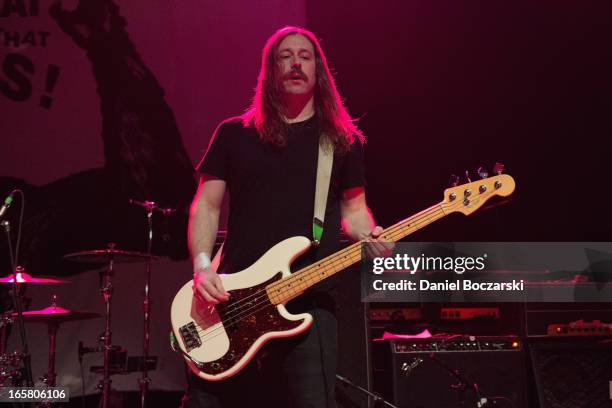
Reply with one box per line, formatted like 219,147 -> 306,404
193,252 -> 211,271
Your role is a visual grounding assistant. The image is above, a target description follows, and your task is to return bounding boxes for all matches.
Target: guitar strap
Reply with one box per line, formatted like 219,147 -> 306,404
312,135 -> 334,246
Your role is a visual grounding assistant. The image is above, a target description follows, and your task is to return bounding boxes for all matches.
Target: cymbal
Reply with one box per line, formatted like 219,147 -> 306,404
0,272 -> 68,284
64,249 -> 158,264
14,305 -> 101,324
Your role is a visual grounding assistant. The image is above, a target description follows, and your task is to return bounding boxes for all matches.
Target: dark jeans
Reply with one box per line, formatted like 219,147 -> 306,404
181,296 -> 337,408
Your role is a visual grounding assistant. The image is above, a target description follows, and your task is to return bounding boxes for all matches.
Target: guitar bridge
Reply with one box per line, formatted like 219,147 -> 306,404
179,322 -> 201,352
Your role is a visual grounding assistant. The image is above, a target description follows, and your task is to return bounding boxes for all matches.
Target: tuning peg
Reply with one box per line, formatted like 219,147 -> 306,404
493,162 -> 505,175
477,166 -> 488,179
449,174 -> 459,187
464,170 -> 472,183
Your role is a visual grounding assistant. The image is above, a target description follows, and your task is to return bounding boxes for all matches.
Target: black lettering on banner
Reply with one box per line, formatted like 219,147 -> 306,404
39,64 -> 59,108
0,0 -> 27,17
0,30 -> 52,47
3,29 -> 20,47
29,0 -> 37,16
0,0 -> 38,18
0,52 -> 33,101
21,29 -> 35,45
37,30 -> 48,46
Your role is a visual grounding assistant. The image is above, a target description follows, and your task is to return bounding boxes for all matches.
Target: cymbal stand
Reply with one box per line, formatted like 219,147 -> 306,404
0,311 -> 13,355
99,244 -> 116,408
41,296 -> 59,389
140,203 -> 153,408
39,319 -> 58,408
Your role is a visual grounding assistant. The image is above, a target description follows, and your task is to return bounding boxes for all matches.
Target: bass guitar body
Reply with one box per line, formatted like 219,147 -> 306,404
170,236 -> 313,381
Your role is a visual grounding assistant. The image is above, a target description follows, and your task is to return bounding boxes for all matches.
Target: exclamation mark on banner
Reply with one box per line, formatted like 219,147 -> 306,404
40,64 -> 60,109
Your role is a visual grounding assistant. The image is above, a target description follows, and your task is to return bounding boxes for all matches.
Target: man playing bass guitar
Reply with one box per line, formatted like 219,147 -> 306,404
184,26 -> 392,408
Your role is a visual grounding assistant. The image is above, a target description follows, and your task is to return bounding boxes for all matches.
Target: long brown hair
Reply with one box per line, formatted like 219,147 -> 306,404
242,26 -> 364,153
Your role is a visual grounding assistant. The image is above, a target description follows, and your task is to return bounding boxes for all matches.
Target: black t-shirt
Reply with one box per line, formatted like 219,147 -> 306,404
197,116 -> 365,289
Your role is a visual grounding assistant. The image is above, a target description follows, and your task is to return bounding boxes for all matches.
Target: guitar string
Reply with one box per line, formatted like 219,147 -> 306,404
190,207 -> 448,348
189,210 -> 442,350
193,202 -> 453,340
199,203 -> 447,322
206,178 -> 507,318
190,198 -> 472,352
190,202 -> 454,341
184,185 -> 510,369
212,201 -> 450,316
191,198 -> 468,341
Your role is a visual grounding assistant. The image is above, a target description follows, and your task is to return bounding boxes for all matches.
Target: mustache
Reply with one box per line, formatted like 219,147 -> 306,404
283,69 -> 307,81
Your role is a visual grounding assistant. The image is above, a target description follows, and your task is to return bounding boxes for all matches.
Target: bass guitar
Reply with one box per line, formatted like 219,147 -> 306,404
170,167 -> 515,380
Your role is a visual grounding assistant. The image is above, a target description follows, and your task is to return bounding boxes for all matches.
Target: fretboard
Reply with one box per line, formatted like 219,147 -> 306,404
266,202 -> 448,305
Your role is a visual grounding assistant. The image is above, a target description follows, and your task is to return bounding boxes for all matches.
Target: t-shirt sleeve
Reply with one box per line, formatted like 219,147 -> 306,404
196,121 -> 232,180
340,138 -> 366,189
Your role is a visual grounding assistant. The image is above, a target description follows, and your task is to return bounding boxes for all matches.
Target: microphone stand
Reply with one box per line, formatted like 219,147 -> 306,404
1,220 -> 34,390
336,374 -> 400,408
428,352 -> 490,408
128,199 -> 174,408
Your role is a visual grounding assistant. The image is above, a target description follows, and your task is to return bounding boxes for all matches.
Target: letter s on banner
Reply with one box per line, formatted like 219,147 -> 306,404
0,53 -> 34,101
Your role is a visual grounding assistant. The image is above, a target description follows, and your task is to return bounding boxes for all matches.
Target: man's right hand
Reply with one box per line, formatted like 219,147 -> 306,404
193,268 -> 230,304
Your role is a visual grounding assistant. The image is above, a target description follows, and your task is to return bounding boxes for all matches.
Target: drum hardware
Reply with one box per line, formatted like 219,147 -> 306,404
0,351 -> 24,387
65,244 -> 158,408
0,191 -> 171,406
79,344 -> 158,376
128,198 -> 174,408
0,311 -> 14,356
0,268 -> 67,390
7,295 -> 100,408
126,356 -> 157,373
16,295 -> 101,387
0,272 -> 68,284
2,201 -> 35,388
66,244 -> 119,408
79,342 -> 127,375
63,249 -> 154,264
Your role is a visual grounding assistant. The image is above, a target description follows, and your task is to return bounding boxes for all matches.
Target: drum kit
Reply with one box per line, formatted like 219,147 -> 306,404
0,199 -> 172,408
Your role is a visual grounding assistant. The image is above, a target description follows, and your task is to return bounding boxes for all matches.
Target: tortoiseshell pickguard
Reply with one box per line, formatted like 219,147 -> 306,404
193,272 -> 302,376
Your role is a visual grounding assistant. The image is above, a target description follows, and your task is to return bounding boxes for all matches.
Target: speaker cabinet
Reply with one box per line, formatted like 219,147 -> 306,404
529,338 -> 612,408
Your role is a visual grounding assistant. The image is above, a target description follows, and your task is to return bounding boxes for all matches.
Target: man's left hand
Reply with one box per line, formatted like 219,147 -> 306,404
364,226 -> 395,258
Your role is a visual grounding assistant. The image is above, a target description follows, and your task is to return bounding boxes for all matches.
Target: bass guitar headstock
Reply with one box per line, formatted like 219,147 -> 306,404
443,162 -> 515,215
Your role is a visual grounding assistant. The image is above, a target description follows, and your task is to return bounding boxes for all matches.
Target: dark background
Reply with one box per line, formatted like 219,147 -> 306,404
3,1 -> 611,263
1,0 -> 611,403
309,1 -> 612,242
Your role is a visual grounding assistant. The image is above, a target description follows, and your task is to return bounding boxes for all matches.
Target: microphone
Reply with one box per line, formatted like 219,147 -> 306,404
0,191 -> 15,219
128,199 -> 176,216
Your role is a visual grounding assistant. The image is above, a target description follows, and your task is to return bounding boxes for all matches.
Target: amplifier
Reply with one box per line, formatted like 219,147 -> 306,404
369,307 -> 422,322
440,307 -> 500,320
529,338 -> 612,408
547,320 -> 612,336
524,302 -> 612,336
373,336 -> 527,408
390,335 -> 520,353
